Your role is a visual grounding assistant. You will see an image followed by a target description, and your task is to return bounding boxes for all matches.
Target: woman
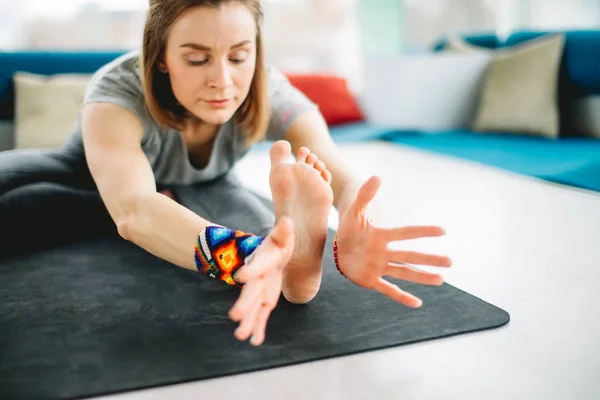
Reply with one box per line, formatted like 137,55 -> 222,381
0,0 -> 452,346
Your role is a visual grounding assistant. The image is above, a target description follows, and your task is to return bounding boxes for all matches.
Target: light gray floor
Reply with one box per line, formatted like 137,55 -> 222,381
98,142 -> 600,400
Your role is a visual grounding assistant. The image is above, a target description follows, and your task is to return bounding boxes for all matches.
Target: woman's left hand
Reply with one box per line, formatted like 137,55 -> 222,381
335,176 -> 452,308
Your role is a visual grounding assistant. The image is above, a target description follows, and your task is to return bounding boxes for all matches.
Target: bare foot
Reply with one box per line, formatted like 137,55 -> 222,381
269,140 -> 334,304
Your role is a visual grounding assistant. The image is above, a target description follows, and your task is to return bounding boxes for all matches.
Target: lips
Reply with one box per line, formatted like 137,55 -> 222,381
205,99 -> 230,108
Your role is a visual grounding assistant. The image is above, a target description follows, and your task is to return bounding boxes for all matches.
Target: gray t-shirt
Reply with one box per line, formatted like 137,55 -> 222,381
65,51 -> 317,186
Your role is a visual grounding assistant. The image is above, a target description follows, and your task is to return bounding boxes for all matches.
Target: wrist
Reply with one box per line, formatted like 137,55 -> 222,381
195,225 -> 264,287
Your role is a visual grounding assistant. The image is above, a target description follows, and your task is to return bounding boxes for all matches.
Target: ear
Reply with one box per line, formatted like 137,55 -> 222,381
157,61 -> 168,74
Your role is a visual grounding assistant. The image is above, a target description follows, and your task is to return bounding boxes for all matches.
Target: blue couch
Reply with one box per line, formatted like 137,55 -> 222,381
2,31 -> 600,193
0,51 -> 127,150
379,30 -> 600,193
294,30 -> 600,194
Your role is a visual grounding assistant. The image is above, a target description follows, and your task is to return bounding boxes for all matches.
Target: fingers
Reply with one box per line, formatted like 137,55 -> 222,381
250,269 -> 283,345
387,250 -> 452,268
234,302 -> 275,346
233,300 -> 262,341
354,176 -> 382,213
231,269 -> 282,346
385,226 -> 446,242
233,216 -> 294,283
373,278 -> 423,308
229,279 -> 264,322
384,263 -> 444,286
250,305 -> 274,346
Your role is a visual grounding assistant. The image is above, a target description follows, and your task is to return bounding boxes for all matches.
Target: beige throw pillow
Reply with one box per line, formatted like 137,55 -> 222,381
444,34 -> 565,139
13,72 -> 93,149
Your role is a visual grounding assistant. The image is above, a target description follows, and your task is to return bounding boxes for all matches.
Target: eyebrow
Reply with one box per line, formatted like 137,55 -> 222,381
180,40 -> 252,51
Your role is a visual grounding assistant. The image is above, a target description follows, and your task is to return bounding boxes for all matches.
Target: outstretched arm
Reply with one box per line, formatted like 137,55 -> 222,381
82,102 -> 293,345
82,103 -> 208,270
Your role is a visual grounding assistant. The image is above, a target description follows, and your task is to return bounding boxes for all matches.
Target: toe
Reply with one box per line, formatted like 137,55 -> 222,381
296,147 -> 310,163
314,161 -> 331,183
315,160 -> 326,174
270,140 -> 291,164
306,153 -> 318,167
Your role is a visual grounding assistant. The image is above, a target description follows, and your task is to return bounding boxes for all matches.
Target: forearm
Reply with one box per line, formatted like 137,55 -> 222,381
326,154 -> 360,220
120,192 -> 213,271
334,177 -> 384,225
334,180 -> 361,220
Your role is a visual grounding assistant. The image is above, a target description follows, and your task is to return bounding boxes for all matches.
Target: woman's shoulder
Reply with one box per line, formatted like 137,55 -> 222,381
84,50 -> 144,100
265,66 -> 293,95
261,65 -> 318,142
82,50 -> 156,131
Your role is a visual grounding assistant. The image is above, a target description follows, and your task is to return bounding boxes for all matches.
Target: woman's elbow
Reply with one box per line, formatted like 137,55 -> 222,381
113,194 -> 147,242
116,213 -> 135,241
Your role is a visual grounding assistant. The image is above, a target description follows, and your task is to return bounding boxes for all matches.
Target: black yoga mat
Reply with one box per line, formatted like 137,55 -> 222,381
0,212 -> 510,400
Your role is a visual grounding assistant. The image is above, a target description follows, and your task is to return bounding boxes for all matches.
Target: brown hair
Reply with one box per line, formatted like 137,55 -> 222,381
140,0 -> 269,145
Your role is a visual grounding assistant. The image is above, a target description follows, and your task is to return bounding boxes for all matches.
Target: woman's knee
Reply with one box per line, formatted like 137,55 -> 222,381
0,182 -> 117,258
0,148 -> 92,195
1,182 -> 115,236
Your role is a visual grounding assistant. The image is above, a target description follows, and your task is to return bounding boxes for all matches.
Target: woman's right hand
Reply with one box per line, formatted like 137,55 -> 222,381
227,216 -> 295,346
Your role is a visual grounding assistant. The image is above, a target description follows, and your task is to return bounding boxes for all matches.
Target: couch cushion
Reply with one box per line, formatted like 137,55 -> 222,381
284,73 -> 364,126
444,34 -> 565,139
384,130 -> 600,192
360,53 -> 492,131
505,30 -> 600,95
432,33 -> 501,52
0,51 -> 126,121
475,34 -> 565,139
13,72 -> 93,149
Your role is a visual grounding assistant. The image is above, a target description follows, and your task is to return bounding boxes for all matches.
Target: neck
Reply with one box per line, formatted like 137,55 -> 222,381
184,118 -> 220,143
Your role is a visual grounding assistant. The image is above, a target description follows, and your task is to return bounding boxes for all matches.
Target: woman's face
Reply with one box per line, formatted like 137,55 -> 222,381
163,3 -> 257,126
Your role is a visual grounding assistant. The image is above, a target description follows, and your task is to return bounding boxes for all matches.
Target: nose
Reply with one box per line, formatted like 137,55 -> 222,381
207,59 -> 233,89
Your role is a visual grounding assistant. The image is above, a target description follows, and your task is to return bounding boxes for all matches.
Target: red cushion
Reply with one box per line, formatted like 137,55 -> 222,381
285,73 -> 364,126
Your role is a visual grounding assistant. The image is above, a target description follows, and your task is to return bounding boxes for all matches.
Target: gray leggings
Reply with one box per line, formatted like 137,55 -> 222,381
0,148 -> 275,259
